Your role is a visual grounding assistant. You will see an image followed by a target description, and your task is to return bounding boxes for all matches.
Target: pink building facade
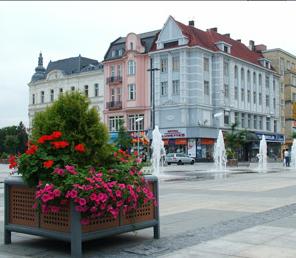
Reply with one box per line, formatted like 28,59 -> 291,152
103,30 -> 159,136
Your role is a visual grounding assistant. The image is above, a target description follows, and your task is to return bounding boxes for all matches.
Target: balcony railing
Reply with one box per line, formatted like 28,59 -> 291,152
106,101 -> 122,110
106,76 -> 122,85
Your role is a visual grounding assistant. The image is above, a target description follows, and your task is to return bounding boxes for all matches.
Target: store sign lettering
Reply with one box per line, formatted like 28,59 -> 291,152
162,129 -> 186,139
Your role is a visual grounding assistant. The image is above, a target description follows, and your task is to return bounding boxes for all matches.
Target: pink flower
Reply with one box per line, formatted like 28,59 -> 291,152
53,168 -> 64,176
50,206 -> 60,213
78,198 -> 86,206
116,200 -> 124,208
80,218 -> 90,225
90,193 -> 98,202
53,189 -> 61,197
90,206 -> 97,213
65,165 -> 77,175
98,193 -> 108,203
118,183 -> 126,189
115,190 -> 122,198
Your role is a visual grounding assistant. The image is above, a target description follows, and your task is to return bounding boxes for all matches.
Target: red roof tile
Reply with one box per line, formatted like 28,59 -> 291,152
152,18 -> 269,69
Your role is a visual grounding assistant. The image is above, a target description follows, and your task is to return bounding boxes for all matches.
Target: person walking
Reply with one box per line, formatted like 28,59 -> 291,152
284,149 -> 290,167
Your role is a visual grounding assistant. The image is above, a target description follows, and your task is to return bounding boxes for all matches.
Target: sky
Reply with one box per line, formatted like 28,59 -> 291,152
1,1 -> 296,129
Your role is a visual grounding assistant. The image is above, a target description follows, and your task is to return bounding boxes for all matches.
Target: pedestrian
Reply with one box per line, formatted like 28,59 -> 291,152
284,149 -> 290,167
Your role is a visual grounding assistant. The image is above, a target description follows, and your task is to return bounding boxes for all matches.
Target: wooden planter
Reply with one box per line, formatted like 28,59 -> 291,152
227,159 -> 238,167
4,176 -> 159,258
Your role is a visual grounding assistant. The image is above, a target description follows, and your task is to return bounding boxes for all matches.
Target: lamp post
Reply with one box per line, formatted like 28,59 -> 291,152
213,112 -> 224,133
135,117 -> 144,157
147,60 -> 160,131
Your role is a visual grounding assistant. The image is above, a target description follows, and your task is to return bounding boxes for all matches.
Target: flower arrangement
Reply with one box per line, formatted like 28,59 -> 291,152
9,92 -> 156,225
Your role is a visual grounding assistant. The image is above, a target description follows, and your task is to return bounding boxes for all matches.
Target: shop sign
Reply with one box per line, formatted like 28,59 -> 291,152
201,138 -> 215,145
255,133 -> 284,142
188,139 -> 196,158
175,138 -> 187,145
161,128 -> 186,139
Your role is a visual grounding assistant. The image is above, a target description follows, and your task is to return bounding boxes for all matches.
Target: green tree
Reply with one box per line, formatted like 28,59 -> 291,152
115,120 -> 132,151
292,132 -> 296,139
32,91 -> 112,166
17,122 -> 28,153
4,135 -> 19,154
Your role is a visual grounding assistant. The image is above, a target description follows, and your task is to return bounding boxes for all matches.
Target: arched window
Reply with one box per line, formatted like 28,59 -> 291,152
247,70 -> 251,83
128,60 -> 136,75
234,65 -> 238,79
253,72 -> 256,84
241,68 -> 245,82
259,74 -> 262,86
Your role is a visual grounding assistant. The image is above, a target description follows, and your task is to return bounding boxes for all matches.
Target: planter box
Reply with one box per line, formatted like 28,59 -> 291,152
227,159 -> 238,167
4,176 -> 159,258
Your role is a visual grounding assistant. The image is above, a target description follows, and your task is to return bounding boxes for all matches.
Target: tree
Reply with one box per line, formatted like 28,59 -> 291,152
17,122 -> 28,153
4,135 -> 19,154
115,120 -> 132,151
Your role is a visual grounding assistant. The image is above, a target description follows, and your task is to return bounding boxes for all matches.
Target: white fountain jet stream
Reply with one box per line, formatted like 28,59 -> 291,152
258,135 -> 267,172
213,130 -> 227,171
151,125 -> 164,177
291,139 -> 296,168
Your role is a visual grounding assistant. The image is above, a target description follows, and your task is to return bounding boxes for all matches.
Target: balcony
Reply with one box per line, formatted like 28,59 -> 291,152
106,101 -> 122,110
106,76 -> 122,85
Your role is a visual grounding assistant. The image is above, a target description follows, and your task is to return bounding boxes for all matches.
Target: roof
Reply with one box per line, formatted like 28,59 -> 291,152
151,18 -> 270,69
104,30 -> 160,61
31,55 -> 103,82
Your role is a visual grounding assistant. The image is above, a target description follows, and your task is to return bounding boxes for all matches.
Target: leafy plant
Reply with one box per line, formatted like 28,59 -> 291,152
115,120 -> 132,151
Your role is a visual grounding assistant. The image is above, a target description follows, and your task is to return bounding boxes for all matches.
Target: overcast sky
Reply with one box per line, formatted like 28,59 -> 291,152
1,1 -> 295,129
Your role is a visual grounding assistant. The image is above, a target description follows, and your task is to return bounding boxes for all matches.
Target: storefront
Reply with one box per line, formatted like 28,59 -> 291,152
196,138 -> 215,161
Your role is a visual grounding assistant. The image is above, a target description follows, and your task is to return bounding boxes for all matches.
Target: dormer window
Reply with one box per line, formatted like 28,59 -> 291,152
118,49 -> 123,56
258,58 -> 271,69
111,50 -> 115,57
130,42 -> 134,50
215,41 -> 232,54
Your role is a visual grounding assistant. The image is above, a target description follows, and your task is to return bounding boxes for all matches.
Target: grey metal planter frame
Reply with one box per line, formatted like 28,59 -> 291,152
4,175 -> 160,258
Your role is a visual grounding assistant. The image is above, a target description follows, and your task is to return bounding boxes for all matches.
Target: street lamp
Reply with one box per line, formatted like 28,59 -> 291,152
147,61 -> 160,131
135,117 -> 144,157
214,112 -> 224,132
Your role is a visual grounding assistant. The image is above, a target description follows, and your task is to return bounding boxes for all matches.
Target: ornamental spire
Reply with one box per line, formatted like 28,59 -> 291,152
38,52 -> 43,66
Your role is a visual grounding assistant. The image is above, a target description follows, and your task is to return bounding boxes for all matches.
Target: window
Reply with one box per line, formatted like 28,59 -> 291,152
273,79 -> 275,91
259,116 -> 263,130
172,80 -> 180,95
223,46 -> 228,53
253,91 -> 256,104
50,89 -> 54,102
111,88 -> 115,102
293,93 -> 296,102
259,93 -> 262,105
117,65 -> 122,77
108,116 -> 124,131
274,120 -> 277,132
204,57 -> 209,72
130,42 -> 134,50
116,88 -> 122,101
32,94 -> 35,105
111,50 -> 115,57
241,88 -> 245,101
224,84 -> 229,98
172,56 -> 180,72
223,62 -> 229,76
273,97 -> 276,109
234,86 -> 238,100
204,81 -> 209,96
94,83 -> 99,97
84,85 -> 88,97
253,72 -> 256,85
241,113 -> 245,128
266,95 -> 270,107
41,91 -> 44,103
247,70 -> 251,84
254,115 -> 257,129
59,88 -> 63,95
248,114 -> 251,128
160,58 -> 168,73
265,75 -> 269,88
234,66 -> 238,79
111,65 -> 115,77
259,74 -> 262,86
71,86 -> 75,91
266,117 -> 270,131
247,90 -> 251,103
235,112 -> 239,124
224,111 -> 230,125
128,84 -> 136,100
241,68 -> 245,83
128,114 -> 144,131
161,81 -> 168,96
128,60 -> 136,75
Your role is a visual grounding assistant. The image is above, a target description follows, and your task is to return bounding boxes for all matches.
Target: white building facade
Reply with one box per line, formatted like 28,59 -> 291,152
28,54 -> 104,129
149,16 -> 283,161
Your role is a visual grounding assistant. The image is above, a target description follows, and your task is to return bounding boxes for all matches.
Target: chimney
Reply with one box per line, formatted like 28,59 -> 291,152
254,44 -> 267,52
249,40 -> 255,51
236,39 -> 241,43
188,20 -> 194,26
223,33 -> 230,38
208,27 -> 218,32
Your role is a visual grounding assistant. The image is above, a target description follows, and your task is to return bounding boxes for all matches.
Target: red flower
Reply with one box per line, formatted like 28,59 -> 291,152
25,144 -> 38,155
43,160 -> 54,168
74,144 -> 85,153
51,131 -> 62,139
38,135 -> 53,144
133,151 -> 138,157
51,141 -> 69,149
8,155 -> 17,169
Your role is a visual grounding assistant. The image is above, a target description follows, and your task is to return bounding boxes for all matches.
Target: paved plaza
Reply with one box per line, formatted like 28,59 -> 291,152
1,163 -> 296,257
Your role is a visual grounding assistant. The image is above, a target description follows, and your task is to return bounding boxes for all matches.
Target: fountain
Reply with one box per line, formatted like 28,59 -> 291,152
291,139 -> 296,168
151,125 -> 164,177
213,130 -> 227,171
258,135 -> 267,172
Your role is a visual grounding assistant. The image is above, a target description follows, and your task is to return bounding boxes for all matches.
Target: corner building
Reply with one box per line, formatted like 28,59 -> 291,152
149,16 -> 283,161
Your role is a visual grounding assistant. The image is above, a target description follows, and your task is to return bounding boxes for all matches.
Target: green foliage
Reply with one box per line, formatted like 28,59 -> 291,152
292,132 -> 296,139
0,122 -> 28,155
115,120 -> 132,151
32,92 -> 112,165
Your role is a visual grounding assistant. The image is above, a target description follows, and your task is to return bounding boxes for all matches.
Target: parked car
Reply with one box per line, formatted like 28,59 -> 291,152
165,153 -> 195,165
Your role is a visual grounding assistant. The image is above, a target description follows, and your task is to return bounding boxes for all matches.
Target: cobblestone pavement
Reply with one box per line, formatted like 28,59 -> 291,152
1,163 -> 296,257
